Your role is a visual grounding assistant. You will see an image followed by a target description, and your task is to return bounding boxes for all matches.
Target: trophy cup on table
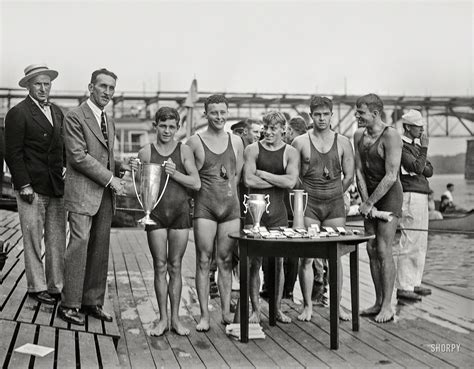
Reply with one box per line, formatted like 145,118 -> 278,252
243,194 -> 270,232
289,189 -> 308,229
132,161 -> 170,225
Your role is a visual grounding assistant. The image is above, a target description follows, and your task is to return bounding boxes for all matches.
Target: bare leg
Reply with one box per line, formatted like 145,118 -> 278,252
275,257 -> 291,323
167,229 -> 190,336
194,218 -> 217,332
361,220 -> 382,316
216,218 -> 240,325
249,256 -> 262,323
323,217 -> 351,321
147,229 -> 169,336
298,257 -> 314,321
298,216 -> 320,321
374,218 -> 397,323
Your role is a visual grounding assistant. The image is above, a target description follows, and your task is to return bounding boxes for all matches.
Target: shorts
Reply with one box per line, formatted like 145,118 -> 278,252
305,196 -> 345,222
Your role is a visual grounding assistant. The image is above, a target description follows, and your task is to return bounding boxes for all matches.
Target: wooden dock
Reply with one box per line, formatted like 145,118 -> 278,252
1,208 -> 473,368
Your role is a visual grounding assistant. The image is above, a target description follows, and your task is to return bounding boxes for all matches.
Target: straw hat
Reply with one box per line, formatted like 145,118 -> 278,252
19,64 -> 58,88
401,109 -> 425,127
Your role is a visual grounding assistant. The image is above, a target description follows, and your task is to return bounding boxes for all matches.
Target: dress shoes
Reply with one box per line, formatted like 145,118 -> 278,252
81,305 -> 113,322
397,289 -> 422,301
49,293 -> 62,301
58,306 -> 85,325
414,286 -> 432,296
29,291 -> 55,305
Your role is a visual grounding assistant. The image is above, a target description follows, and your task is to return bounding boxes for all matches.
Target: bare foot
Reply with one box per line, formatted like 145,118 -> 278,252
360,304 -> 381,316
149,319 -> 168,336
249,311 -> 261,324
276,310 -> 291,323
196,317 -> 210,332
297,307 -> 312,322
221,313 -> 233,325
339,308 -> 351,321
374,308 -> 394,323
171,319 -> 190,336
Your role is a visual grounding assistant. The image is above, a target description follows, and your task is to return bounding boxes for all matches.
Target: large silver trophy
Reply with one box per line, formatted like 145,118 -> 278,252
243,194 -> 270,231
132,162 -> 169,225
289,189 -> 308,229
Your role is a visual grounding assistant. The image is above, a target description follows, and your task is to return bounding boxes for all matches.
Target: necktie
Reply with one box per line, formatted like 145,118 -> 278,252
101,111 -> 109,146
39,101 -> 50,108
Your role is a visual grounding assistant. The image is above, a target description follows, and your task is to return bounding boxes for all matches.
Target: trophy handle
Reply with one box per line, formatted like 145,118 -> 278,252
154,174 -> 170,209
303,192 -> 308,212
243,194 -> 249,214
289,192 -> 294,215
153,160 -> 171,209
131,164 -> 144,210
264,194 -> 270,213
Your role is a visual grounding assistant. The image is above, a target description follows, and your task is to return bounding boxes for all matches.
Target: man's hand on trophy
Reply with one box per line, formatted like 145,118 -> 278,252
164,158 -> 176,177
128,157 -> 140,172
110,176 -> 126,196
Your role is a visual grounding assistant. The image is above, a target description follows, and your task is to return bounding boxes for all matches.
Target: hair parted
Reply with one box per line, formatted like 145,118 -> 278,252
262,111 -> 287,127
310,96 -> 333,114
154,106 -> 180,126
204,94 -> 229,112
90,68 -> 117,84
288,116 -> 308,134
356,93 -> 384,113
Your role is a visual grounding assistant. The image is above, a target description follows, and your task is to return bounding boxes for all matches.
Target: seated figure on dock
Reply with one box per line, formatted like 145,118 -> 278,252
292,96 -> 355,322
354,94 -> 403,323
243,111 -> 299,324
136,107 -> 201,336
187,95 -> 244,331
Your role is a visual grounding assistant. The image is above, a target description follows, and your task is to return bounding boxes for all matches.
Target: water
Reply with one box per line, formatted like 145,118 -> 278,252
421,174 -> 474,298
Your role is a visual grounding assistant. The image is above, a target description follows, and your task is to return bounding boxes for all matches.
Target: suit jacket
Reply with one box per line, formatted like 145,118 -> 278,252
4,96 -> 65,197
63,101 -> 121,216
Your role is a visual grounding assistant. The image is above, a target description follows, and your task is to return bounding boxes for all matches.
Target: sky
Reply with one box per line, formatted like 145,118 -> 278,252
1,0 -> 473,155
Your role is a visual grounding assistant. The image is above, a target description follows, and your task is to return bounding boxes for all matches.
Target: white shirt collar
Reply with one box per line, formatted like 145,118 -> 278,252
29,95 -> 49,109
402,134 -> 420,145
86,98 -> 106,126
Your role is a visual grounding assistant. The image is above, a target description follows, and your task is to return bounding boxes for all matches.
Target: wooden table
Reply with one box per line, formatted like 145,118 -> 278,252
229,231 -> 374,350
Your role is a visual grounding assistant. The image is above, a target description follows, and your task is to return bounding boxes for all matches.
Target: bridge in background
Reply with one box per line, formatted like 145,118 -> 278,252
1,88 -> 473,137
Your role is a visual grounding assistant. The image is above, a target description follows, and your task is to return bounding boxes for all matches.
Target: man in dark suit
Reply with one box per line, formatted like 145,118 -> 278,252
5,64 -> 66,305
58,68 -> 129,325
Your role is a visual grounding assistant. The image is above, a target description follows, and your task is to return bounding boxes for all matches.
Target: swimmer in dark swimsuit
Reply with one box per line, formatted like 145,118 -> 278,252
292,96 -> 355,322
243,111 -> 300,324
136,107 -> 200,337
187,95 -> 244,332
354,94 -> 403,323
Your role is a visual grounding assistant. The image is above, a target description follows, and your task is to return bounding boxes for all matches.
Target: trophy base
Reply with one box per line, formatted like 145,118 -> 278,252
138,215 -> 157,226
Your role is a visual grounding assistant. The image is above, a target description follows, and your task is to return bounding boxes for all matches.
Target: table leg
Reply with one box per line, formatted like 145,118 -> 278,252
328,246 -> 339,350
268,256 -> 276,326
240,241 -> 249,343
350,245 -> 359,331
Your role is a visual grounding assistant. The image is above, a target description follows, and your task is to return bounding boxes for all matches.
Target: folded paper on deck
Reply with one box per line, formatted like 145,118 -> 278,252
225,323 -> 266,339
14,343 -> 54,357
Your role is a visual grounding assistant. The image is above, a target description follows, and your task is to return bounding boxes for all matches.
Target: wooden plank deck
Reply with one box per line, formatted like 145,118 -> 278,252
0,209 -> 121,368
108,228 -> 473,368
1,208 -> 473,368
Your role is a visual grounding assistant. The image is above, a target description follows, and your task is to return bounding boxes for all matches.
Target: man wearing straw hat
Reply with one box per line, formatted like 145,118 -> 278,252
394,109 -> 433,301
4,64 -> 66,305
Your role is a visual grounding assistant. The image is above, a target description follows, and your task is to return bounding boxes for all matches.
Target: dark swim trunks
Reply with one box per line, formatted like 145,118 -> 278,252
358,127 -> 403,218
145,143 -> 192,231
302,133 -> 345,222
193,133 -> 240,223
245,142 -> 289,228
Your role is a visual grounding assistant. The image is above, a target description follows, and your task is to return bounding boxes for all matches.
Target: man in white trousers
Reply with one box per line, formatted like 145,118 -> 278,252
394,109 -> 433,301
